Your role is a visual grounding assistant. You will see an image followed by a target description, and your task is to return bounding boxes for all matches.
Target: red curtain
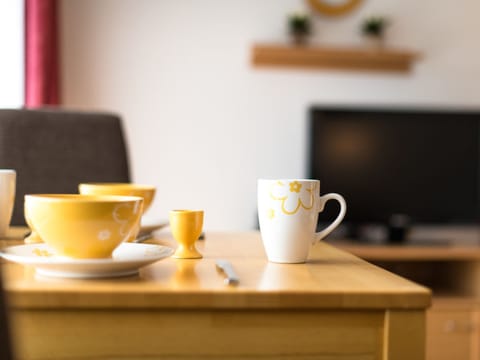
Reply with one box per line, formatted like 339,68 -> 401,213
25,0 -> 60,107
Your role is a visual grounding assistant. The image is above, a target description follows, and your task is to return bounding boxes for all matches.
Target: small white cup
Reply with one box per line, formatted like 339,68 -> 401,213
0,169 -> 16,237
258,179 -> 346,263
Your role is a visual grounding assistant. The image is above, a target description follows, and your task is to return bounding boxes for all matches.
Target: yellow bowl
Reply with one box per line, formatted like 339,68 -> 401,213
24,194 -> 144,259
78,183 -> 156,214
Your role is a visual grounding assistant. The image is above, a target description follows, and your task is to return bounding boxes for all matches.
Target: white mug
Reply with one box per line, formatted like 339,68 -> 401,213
258,179 -> 346,263
0,169 -> 16,237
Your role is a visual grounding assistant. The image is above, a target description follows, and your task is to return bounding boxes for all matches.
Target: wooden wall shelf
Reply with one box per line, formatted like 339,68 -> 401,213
252,43 -> 420,72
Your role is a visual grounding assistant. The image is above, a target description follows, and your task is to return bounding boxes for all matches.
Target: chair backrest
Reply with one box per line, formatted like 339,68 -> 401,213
0,109 -> 131,225
0,267 -> 13,360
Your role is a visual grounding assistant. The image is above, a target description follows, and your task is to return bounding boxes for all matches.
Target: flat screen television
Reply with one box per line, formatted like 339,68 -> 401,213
309,106 -> 480,240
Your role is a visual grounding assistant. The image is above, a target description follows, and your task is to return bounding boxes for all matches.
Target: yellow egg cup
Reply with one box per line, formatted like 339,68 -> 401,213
169,210 -> 204,259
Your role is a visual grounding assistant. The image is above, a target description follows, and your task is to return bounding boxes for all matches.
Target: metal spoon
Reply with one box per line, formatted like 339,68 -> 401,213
215,259 -> 240,286
134,232 -> 154,243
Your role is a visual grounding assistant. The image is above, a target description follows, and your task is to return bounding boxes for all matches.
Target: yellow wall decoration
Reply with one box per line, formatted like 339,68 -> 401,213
307,0 -> 363,16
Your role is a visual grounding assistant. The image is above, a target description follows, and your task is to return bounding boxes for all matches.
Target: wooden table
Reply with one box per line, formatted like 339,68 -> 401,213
1,228 -> 431,360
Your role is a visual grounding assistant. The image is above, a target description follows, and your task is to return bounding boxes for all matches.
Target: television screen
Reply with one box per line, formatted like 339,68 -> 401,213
309,107 -> 480,231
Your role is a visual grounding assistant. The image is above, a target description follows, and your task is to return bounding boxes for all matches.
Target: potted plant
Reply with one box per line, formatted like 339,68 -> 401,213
288,11 -> 312,45
361,16 -> 389,48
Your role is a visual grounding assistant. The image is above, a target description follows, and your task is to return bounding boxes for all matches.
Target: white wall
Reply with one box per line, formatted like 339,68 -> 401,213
60,0 -> 480,231
0,0 -> 24,108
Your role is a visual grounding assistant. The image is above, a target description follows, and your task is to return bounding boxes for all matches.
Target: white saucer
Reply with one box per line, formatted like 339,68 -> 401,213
0,243 -> 174,279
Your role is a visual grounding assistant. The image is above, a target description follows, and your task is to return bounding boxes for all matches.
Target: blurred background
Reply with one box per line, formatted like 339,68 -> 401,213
2,0 -> 480,231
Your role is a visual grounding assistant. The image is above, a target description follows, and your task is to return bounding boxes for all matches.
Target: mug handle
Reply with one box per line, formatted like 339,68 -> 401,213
314,193 -> 347,244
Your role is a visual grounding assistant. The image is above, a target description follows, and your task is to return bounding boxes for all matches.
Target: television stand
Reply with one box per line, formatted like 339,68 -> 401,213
333,239 -> 480,360
402,239 -> 453,247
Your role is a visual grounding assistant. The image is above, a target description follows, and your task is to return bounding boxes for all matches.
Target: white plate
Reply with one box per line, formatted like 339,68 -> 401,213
140,217 -> 169,234
0,243 -> 173,279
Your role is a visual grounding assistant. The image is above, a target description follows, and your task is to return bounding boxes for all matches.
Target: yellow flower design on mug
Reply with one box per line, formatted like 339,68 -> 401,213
269,180 -> 315,215
289,181 -> 302,193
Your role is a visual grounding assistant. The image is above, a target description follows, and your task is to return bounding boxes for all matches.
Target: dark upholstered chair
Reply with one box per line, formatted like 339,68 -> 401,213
0,109 -> 131,225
